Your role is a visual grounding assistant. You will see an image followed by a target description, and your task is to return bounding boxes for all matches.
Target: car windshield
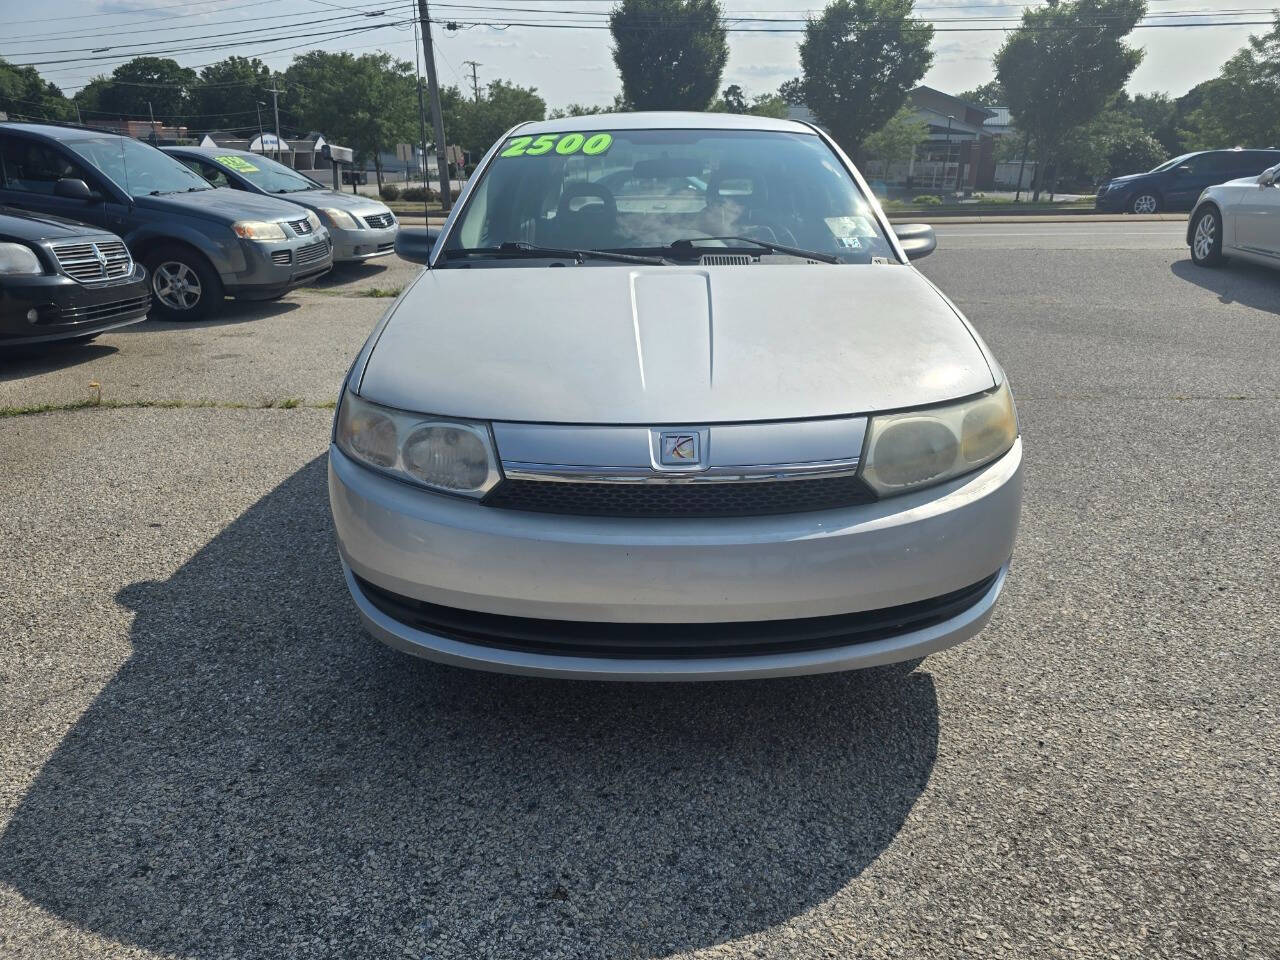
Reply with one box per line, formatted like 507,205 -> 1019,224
443,127 -> 893,264
65,135 -> 212,198
1149,153 -> 1196,174
212,152 -> 322,193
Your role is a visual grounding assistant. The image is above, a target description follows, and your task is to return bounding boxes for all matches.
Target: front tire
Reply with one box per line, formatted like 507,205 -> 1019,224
1190,206 -> 1224,267
143,246 -> 223,321
1130,192 -> 1160,215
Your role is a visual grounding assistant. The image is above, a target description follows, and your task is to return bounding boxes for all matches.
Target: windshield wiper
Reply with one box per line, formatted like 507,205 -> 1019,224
445,241 -> 665,265
667,236 -> 840,264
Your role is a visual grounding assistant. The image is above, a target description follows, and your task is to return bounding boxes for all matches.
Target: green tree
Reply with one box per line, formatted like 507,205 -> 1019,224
191,57 -> 274,132
284,51 -> 417,187
74,57 -> 197,122
798,0 -> 934,160
860,105 -> 927,177
959,80 -> 1005,107
0,58 -> 72,121
610,0 -> 728,110
995,0 -> 1145,199
1180,14 -> 1280,150
1115,91 -> 1179,154
1057,106 -> 1164,183
712,85 -> 789,118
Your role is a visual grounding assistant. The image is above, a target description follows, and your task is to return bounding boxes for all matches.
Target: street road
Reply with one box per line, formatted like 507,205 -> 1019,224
1,222 -> 1277,960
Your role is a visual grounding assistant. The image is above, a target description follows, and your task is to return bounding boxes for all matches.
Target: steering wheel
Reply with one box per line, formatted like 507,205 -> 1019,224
556,183 -> 617,222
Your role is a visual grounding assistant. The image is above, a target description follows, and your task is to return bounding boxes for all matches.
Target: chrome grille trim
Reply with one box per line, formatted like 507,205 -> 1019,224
362,211 -> 396,229
501,459 -> 861,484
50,239 -> 133,284
287,217 -> 313,235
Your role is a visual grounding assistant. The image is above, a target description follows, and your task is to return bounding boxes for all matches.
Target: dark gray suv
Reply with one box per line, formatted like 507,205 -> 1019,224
0,122 -> 333,320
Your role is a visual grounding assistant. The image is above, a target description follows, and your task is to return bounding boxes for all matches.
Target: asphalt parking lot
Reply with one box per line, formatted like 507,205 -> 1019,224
1,224 -> 1277,959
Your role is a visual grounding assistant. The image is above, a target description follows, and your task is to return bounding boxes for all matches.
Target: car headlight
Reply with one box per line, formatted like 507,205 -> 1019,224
232,220 -> 287,241
319,207 -> 358,230
335,389 -> 501,498
860,381 -> 1017,496
0,242 -> 43,275
305,210 -> 323,232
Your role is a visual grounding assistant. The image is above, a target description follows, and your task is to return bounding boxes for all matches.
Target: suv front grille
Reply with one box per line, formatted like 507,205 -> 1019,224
287,217 -> 313,236
363,212 -> 396,229
51,240 -> 132,283
354,571 -> 1000,660
482,474 -> 876,518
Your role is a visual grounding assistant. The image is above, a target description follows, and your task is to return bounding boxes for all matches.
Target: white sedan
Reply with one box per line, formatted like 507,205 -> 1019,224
1189,163 -> 1280,267
328,112 -> 1023,681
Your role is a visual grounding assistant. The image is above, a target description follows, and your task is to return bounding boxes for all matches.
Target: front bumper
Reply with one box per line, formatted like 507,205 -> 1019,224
1094,190 -> 1126,212
1,265 -> 150,346
330,224 -> 398,262
329,437 -> 1024,680
222,231 -> 333,300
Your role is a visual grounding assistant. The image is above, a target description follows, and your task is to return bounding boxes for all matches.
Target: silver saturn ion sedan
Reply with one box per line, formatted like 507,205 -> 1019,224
329,112 -> 1023,681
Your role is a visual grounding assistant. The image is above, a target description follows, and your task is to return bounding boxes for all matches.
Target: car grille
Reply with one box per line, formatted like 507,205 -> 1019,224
482,474 -> 877,518
271,250 -> 292,265
50,240 -> 132,283
353,571 -> 1000,660
54,294 -> 150,324
296,239 -> 329,266
363,212 -> 396,229
287,217 -> 313,236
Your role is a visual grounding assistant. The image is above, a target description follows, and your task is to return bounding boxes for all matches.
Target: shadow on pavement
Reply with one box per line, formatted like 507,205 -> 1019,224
313,261 -> 393,290
1171,257 -> 1280,315
0,341 -> 118,383
138,299 -> 304,330
0,457 -> 938,959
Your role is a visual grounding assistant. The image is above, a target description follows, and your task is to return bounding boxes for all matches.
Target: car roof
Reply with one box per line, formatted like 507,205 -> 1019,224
0,120 -> 127,142
164,145 -> 258,158
514,112 -> 815,136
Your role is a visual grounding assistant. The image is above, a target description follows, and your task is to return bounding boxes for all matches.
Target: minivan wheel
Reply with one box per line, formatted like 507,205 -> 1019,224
1130,192 -> 1160,215
143,247 -> 223,321
1190,206 -> 1224,267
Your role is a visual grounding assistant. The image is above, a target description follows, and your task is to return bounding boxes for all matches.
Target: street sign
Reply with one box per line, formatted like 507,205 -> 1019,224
396,143 -> 414,164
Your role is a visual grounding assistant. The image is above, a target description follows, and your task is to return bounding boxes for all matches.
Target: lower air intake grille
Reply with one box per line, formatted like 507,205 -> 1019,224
271,250 -> 292,265
353,571 -> 1000,660
482,474 -> 876,518
296,240 -> 329,265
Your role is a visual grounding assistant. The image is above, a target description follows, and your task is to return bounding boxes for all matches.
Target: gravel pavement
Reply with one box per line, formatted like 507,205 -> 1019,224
0,227 -> 1277,959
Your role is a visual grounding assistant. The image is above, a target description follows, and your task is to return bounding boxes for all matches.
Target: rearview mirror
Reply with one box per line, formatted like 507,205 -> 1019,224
395,226 -> 439,265
54,178 -> 95,201
893,222 -> 936,260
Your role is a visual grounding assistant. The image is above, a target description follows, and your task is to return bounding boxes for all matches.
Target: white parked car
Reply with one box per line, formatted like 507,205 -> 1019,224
1189,163 -> 1280,267
328,112 -> 1023,681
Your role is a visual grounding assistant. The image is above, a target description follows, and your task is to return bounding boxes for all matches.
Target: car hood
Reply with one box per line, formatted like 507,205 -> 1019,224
131,188 -> 310,224
280,189 -> 391,217
359,265 -> 996,424
1106,173 -> 1147,186
0,205 -> 108,242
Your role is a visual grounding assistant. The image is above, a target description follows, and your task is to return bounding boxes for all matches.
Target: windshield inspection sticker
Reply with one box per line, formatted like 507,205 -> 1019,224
214,155 -> 260,173
500,132 -> 614,158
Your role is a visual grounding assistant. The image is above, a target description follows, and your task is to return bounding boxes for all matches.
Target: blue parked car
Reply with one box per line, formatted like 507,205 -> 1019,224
1095,148 -> 1280,214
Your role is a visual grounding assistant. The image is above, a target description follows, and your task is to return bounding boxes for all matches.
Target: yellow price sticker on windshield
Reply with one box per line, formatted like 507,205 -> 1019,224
500,132 -> 613,159
214,155 -> 260,173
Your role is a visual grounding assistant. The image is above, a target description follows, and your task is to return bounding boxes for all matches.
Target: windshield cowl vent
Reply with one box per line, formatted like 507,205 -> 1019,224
698,254 -> 755,266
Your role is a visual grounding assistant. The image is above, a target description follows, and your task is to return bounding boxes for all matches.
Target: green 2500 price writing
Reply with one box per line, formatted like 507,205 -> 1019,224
500,132 -> 614,158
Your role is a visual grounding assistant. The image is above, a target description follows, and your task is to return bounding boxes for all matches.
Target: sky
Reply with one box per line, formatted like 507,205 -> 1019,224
0,0 -> 1267,115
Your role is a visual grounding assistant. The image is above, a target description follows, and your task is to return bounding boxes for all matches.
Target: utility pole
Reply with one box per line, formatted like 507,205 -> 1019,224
74,103 -> 82,124
463,60 -> 482,102
147,101 -> 158,144
255,101 -> 266,154
416,0 -> 452,211
270,79 -> 282,161
412,6 -> 430,194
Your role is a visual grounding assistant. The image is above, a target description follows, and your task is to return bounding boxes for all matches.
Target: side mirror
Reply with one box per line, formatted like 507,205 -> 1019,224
1261,168 -> 1278,187
395,226 -> 439,265
54,178 -> 95,201
893,222 -> 936,260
